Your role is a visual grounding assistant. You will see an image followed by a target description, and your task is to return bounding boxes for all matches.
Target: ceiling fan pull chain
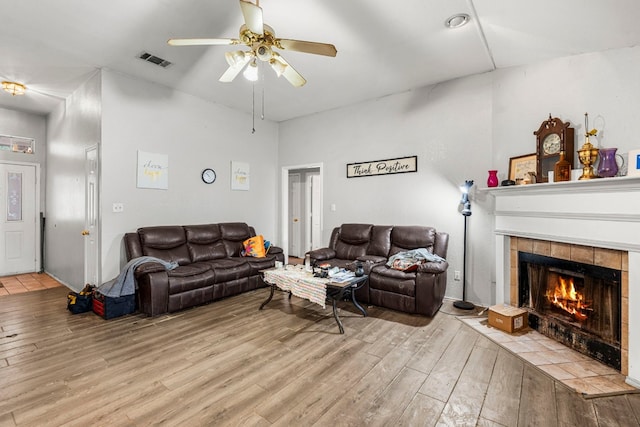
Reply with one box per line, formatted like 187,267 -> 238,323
261,65 -> 265,120
251,82 -> 256,134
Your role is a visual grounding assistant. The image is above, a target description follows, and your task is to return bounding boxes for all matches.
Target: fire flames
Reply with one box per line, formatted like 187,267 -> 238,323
546,276 -> 589,321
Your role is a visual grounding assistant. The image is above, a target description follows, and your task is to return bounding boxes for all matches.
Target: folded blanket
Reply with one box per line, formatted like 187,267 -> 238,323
386,248 -> 446,271
98,256 -> 178,297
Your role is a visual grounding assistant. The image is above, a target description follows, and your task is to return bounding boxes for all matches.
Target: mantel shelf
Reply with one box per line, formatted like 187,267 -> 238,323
480,175 -> 640,195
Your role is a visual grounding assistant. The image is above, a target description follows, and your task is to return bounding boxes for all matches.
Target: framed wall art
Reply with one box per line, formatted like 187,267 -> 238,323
346,155 -> 417,178
231,161 -> 250,191
508,153 -> 537,183
137,150 -> 169,190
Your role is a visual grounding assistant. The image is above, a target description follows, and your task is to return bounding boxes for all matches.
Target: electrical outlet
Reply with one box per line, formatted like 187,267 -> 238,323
112,203 -> 124,213
454,270 -> 461,281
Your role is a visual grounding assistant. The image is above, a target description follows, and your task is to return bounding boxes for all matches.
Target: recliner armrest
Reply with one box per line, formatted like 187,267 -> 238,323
357,255 -> 387,264
308,248 -> 336,261
268,246 -> 283,255
418,261 -> 449,274
134,262 -> 167,276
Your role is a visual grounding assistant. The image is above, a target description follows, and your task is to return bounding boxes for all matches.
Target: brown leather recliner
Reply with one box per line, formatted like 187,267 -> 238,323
307,223 -> 449,316
124,222 -> 284,316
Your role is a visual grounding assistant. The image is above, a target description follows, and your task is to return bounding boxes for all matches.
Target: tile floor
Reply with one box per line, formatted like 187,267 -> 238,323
0,272 -> 64,296
461,316 -> 638,397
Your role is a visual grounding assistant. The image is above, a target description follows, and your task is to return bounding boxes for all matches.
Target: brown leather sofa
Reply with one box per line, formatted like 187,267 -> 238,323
124,222 -> 284,316
307,224 -> 449,316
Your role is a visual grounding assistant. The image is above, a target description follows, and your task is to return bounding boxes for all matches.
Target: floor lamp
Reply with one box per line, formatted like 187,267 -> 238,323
453,180 -> 475,310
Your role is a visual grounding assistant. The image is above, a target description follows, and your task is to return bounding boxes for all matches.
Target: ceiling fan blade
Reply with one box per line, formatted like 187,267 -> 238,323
277,39 -> 337,57
168,38 -> 239,46
239,0 -> 263,35
270,53 -> 306,87
219,55 -> 252,82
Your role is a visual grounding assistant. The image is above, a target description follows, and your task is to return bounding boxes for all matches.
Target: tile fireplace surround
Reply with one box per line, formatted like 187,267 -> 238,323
486,176 -> 640,389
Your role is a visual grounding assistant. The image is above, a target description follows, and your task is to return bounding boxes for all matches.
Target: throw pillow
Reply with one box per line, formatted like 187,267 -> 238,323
243,235 -> 266,258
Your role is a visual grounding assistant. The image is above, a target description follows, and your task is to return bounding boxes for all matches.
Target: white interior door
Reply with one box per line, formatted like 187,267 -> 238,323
288,173 -> 302,257
0,162 -> 38,275
281,163 -> 323,263
84,146 -> 100,286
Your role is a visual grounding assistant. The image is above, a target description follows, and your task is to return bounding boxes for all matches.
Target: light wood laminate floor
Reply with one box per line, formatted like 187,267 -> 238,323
1,286 -> 639,426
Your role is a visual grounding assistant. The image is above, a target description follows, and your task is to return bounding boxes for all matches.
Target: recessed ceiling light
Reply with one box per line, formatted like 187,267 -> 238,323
445,14 -> 470,29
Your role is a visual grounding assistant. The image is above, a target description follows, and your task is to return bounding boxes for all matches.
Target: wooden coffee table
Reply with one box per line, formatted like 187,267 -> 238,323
259,267 -> 367,334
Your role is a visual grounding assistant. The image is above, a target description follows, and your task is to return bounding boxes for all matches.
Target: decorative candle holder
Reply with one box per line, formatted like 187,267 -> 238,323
578,137 -> 600,180
578,113 -> 600,180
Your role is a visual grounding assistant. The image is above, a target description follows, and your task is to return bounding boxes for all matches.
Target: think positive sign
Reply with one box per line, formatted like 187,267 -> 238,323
346,156 -> 417,178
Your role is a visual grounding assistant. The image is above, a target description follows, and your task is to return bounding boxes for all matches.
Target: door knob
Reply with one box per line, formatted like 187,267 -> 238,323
293,218 -> 299,222
81,230 -> 90,236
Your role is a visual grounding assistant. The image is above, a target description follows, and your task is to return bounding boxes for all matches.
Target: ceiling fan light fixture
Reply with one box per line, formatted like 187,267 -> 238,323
255,44 -> 273,62
2,81 -> 27,96
243,60 -> 259,81
269,58 -> 286,77
445,13 -> 470,29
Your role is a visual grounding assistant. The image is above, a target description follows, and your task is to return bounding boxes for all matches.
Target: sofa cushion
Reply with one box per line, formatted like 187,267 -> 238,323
335,224 -> 372,260
167,263 -> 212,278
389,226 -> 436,256
185,224 -> 227,262
368,226 -> 392,257
138,226 -> 191,265
219,223 -> 253,257
168,269 -> 216,295
204,258 -> 252,283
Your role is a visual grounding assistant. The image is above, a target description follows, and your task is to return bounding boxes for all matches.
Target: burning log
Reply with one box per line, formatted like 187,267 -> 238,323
546,276 -> 591,322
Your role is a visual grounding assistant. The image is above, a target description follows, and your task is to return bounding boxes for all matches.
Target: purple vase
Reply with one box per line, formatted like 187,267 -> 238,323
487,170 -> 499,187
597,148 -> 623,178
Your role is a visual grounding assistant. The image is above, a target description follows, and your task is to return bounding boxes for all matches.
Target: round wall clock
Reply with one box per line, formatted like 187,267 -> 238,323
201,168 -> 216,184
534,115 -> 574,183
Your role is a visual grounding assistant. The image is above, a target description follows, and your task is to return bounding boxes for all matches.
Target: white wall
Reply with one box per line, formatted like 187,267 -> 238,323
0,107 -> 47,208
492,46 -> 640,175
279,45 -> 640,307
46,72 -> 102,288
279,73 -> 495,305
100,70 -> 280,281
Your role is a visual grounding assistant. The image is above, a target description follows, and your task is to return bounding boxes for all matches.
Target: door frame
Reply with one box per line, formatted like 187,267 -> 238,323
281,162 -> 323,262
0,160 -> 41,274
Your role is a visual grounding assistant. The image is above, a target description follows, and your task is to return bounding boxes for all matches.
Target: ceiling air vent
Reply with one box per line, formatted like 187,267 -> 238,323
138,52 -> 172,68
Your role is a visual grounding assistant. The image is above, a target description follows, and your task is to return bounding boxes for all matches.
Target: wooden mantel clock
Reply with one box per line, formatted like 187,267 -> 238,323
534,115 -> 574,183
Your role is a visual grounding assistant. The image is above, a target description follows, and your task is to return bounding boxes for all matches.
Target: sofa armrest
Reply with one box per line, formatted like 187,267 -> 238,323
308,248 -> 336,261
136,271 -> 170,316
357,255 -> 387,264
134,262 -> 167,277
415,261 -> 449,316
268,245 -> 283,255
418,261 -> 449,274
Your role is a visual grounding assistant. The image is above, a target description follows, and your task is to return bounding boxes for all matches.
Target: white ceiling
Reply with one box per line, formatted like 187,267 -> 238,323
1,0 -> 640,122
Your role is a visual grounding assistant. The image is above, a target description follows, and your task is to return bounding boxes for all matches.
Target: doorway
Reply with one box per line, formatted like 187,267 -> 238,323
84,146 -> 100,286
281,164 -> 323,260
0,161 -> 40,275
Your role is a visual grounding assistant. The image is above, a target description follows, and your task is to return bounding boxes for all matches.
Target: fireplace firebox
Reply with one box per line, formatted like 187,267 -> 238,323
518,252 -> 621,370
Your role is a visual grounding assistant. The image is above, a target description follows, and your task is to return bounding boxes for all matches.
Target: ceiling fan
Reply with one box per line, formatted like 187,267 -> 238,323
168,0 -> 337,87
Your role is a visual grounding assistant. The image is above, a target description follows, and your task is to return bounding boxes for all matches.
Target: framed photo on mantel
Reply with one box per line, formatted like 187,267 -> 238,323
508,153 -> 537,183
